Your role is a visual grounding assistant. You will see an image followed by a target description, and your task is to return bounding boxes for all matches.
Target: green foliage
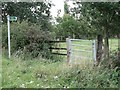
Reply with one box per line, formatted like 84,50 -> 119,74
109,49 -> 120,68
2,56 -> 119,88
56,14 -> 77,38
72,2 -> 120,36
2,21 -> 53,59
64,1 -> 69,14
2,2 -> 51,23
99,49 -> 120,69
56,14 -> 95,39
59,66 -> 119,88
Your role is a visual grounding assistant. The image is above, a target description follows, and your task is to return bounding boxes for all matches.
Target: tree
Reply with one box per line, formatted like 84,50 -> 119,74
64,1 -> 69,14
55,1 -> 96,39
72,2 -> 120,64
55,14 -> 78,38
2,2 -> 52,31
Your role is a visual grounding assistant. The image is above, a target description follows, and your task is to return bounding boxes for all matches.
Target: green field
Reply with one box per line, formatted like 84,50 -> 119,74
52,39 -> 118,65
109,39 -> 119,51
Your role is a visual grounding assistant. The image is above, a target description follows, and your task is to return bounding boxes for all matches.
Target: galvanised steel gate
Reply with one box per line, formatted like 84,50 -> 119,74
66,38 -> 96,65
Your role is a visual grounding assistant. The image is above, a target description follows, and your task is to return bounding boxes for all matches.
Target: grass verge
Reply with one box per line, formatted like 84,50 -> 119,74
2,56 -> 119,88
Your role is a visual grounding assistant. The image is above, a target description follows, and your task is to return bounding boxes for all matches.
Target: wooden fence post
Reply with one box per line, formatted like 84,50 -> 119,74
66,38 -> 72,64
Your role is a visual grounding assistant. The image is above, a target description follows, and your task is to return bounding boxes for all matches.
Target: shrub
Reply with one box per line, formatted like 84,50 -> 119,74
100,49 -> 120,69
109,49 -> 120,69
2,21 -> 53,59
58,65 -> 119,88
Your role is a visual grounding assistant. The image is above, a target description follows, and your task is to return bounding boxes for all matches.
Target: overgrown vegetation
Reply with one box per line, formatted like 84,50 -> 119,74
2,56 -> 119,88
2,21 -> 53,59
1,1 -> 120,89
100,49 -> 120,69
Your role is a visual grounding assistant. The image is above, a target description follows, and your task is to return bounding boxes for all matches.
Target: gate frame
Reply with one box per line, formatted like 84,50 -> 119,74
66,38 -> 97,65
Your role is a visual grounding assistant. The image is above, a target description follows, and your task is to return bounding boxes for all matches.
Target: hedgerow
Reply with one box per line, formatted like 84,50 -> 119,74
2,21 -> 53,59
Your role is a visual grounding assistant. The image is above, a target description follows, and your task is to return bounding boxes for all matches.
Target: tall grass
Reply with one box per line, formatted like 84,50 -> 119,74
2,56 -> 119,88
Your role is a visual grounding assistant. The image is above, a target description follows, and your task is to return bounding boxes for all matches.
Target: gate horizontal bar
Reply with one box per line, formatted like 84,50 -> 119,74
51,53 -> 67,56
72,44 -> 91,47
72,49 -> 92,52
70,39 -> 93,41
49,47 -> 67,50
71,55 -> 92,59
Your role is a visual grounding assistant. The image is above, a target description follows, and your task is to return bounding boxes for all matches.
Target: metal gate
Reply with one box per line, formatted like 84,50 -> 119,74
66,38 -> 96,65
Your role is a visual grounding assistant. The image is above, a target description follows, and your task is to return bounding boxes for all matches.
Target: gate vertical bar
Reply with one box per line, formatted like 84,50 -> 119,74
93,40 -> 97,65
69,39 -> 72,63
66,38 -> 72,64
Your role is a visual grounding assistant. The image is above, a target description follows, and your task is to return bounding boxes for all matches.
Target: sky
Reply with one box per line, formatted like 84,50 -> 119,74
49,0 -> 75,24
50,0 -> 74,17
50,0 -> 64,18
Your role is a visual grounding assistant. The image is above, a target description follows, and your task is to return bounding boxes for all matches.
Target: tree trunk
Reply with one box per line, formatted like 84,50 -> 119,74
117,34 -> 120,60
96,35 -> 103,65
104,29 -> 109,60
